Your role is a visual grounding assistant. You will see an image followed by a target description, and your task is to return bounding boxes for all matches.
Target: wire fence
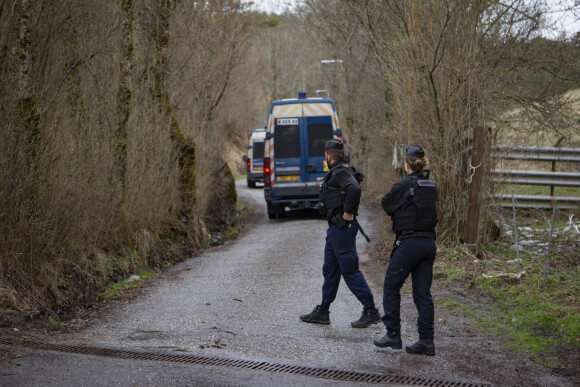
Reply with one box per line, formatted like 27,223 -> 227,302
465,129 -> 579,283
490,145 -> 580,210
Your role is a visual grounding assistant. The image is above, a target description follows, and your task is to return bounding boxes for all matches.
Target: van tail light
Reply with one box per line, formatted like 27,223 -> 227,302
264,157 -> 271,188
246,159 -> 251,173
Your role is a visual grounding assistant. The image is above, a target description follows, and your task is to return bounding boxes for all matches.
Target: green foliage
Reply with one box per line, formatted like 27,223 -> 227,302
97,281 -> 134,301
223,198 -> 252,242
139,271 -> 156,280
482,243 -> 532,261
259,13 -> 279,27
497,184 -> 580,197
446,248 -> 462,261
478,295 -> 578,367
438,298 -> 478,319
439,299 -> 461,309
435,246 -> 474,279
435,264 -> 468,282
94,251 -> 157,281
46,316 -> 61,328
120,0 -> 132,12
96,270 -> 157,301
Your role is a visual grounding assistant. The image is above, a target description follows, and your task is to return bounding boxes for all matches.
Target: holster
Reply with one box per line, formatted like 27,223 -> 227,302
389,239 -> 398,259
330,213 -> 347,229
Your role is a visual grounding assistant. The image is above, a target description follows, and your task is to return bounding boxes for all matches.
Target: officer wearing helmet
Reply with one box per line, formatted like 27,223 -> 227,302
300,139 -> 381,328
374,144 -> 438,355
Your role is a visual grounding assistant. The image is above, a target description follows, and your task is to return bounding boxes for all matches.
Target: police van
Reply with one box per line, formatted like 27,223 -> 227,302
244,128 -> 266,188
263,93 -> 342,219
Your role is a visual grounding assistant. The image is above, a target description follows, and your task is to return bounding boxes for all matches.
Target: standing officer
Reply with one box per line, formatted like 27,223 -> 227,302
300,139 -> 380,328
374,144 -> 438,355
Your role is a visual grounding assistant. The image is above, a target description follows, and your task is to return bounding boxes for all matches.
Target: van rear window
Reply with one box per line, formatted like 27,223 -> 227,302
308,123 -> 333,157
253,142 -> 265,159
274,125 -> 300,158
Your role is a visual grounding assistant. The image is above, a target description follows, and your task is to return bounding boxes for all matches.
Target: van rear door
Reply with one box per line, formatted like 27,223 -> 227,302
304,116 -> 333,182
252,139 -> 265,173
273,118 -> 301,183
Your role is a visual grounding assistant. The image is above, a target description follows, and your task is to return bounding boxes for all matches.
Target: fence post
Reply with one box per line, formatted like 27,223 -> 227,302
550,137 -> 565,197
511,188 -> 522,273
465,126 -> 488,251
542,206 -> 558,291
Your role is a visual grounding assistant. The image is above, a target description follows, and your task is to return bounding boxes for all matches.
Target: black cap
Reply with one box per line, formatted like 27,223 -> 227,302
325,139 -> 344,151
406,144 -> 425,158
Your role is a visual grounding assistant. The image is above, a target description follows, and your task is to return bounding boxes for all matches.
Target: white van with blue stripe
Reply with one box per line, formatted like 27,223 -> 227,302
263,93 -> 342,219
245,128 -> 266,188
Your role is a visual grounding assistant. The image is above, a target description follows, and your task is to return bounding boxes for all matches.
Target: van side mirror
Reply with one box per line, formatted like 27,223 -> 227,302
242,155 -> 247,162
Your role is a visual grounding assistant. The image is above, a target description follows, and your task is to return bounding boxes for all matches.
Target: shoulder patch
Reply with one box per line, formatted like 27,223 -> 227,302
417,180 -> 435,187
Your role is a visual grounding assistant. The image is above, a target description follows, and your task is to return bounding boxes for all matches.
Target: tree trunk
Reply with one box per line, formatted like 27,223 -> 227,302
15,0 -> 41,291
115,0 -> 134,207
150,0 -> 197,217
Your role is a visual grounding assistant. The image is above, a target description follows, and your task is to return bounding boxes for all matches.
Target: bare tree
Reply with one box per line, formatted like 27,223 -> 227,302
0,0 -> 256,315
169,0 -> 254,229
301,0 -> 579,245
114,0 -> 134,211
300,0 -> 389,197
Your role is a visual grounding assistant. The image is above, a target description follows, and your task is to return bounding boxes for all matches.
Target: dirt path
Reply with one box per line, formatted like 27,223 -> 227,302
0,183 -> 575,386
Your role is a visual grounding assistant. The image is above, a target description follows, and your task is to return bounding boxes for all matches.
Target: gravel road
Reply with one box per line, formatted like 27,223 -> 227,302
0,179 -> 573,386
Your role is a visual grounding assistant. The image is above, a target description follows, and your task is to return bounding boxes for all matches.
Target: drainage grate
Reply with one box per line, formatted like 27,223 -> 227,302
0,336 -> 490,386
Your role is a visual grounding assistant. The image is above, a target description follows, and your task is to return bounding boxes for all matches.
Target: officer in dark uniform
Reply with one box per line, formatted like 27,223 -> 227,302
374,144 -> 438,355
300,139 -> 380,328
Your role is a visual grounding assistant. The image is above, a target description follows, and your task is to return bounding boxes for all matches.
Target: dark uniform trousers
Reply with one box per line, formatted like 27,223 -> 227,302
322,221 -> 375,310
382,237 -> 436,340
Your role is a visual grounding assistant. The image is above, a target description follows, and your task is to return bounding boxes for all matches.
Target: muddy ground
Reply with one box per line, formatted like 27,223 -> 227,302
364,202 -> 579,386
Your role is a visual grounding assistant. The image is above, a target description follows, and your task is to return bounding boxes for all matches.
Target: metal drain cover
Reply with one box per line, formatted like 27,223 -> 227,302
0,336 -> 490,386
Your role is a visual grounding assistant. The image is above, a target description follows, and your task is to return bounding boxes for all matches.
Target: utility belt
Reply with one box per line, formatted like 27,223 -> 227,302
321,179 -> 369,242
390,232 -> 436,258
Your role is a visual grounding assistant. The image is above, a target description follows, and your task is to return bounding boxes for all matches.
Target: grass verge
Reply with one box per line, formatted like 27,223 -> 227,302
97,270 -> 158,301
223,197 -> 253,242
435,235 -> 579,373
95,198 -> 254,304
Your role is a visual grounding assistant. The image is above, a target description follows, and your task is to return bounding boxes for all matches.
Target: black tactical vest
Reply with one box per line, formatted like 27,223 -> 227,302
318,164 -> 362,220
392,173 -> 438,232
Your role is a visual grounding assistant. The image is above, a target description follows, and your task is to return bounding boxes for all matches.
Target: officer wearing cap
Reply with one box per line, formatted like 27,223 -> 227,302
300,139 -> 381,328
374,144 -> 438,355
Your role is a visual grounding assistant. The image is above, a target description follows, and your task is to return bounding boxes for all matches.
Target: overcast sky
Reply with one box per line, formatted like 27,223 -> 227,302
543,0 -> 580,38
246,0 -> 579,39
246,0 -> 300,14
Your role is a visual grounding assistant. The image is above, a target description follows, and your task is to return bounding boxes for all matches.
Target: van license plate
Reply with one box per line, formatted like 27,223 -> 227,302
277,175 -> 299,181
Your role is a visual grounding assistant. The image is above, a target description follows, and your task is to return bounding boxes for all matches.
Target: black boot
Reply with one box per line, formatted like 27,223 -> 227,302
373,332 -> 402,349
351,308 -> 381,328
300,305 -> 330,324
405,339 -> 435,356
